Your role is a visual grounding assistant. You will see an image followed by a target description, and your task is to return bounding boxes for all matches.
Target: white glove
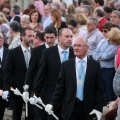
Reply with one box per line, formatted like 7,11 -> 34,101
23,92 -> 29,103
0,90 -> 3,96
89,109 -> 102,120
2,91 -> 9,101
45,104 -> 53,115
29,97 -> 37,105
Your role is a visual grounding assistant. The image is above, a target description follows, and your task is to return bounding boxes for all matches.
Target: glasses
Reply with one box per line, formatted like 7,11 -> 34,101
102,30 -> 108,33
73,44 -> 87,48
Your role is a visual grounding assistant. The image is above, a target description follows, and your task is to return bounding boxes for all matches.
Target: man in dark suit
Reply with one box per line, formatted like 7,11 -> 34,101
24,26 -> 57,120
45,37 -> 104,120
0,32 -> 8,120
30,28 -> 75,120
2,28 -> 35,120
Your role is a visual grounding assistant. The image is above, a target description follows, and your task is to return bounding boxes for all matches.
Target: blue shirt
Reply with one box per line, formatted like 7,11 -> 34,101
87,28 -> 104,55
92,40 -> 118,68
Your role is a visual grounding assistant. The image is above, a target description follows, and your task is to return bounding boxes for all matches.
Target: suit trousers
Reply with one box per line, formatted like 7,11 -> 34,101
102,68 -> 116,105
35,106 -> 48,120
12,96 -> 35,120
69,98 -> 96,120
0,96 -> 7,120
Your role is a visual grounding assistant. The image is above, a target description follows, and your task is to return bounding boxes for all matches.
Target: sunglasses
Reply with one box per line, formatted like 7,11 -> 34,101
102,30 -> 108,33
2,11 -> 10,15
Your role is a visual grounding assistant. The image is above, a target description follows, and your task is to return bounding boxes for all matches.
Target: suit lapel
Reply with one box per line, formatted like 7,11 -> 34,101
71,58 -> 77,91
1,48 -> 8,69
53,45 -> 61,66
68,47 -> 74,59
17,46 -> 27,69
84,57 -> 91,84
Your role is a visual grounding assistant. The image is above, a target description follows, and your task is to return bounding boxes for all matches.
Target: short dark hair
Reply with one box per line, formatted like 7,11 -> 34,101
81,0 -> 90,5
94,0 -> 104,6
35,31 -> 45,42
102,22 -> 112,31
110,24 -> 120,29
12,5 -> 20,15
45,26 -> 57,36
104,6 -> 112,13
29,9 -> 42,23
10,21 -> 20,32
68,19 -> 77,27
21,28 -> 34,36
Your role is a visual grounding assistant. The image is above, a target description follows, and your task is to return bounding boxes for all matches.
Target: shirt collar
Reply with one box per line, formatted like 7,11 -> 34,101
45,43 -> 56,48
0,46 -> 3,52
58,44 -> 69,54
21,44 -> 31,52
76,55 -> 87,63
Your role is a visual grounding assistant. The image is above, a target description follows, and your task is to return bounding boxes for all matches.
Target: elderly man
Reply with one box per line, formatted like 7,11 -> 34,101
86,17 -> 104,57
45,37 -> 104,120
93,7 -> 107,32
111,10 -> 120,28
20,14 -> 30,29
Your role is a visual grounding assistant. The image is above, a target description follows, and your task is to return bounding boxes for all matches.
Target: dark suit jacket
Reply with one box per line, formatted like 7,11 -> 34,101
0,47 -> 8,89
33,45 -> 75,104
3,46 -> 28,93
24,43 -> 46,90
50,57 -> 104,120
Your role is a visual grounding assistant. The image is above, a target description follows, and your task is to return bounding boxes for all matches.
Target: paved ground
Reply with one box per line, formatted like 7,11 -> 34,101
3,109 -> 25,120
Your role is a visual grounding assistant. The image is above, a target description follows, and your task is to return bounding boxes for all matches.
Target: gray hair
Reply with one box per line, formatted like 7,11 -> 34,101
112,10 -> 120,18
10,21 -> 20,32
21,15 -> 30,24
80,5 -> 91,16
88,16 -> 98,26
94,7 -> 104,17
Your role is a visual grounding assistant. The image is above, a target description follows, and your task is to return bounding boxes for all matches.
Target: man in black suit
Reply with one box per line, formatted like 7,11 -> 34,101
2,28 -> 35,120
45,37 -> 104,120
24,26 -> 57,120
0,32 -> 8,120
30,28 -> 75,120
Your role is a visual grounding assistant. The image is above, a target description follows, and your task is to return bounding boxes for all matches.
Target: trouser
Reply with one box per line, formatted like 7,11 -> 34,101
102,68 -> 116,105
12,96 -> 35,120
0,96 -> 7,120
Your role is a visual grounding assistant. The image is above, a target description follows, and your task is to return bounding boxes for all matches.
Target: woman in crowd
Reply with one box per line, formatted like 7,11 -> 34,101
0,12 -> 9,43
50,9 -> 67,33
76,13 -> 88,31
29,9 -> 43,31
67,19 -> 87,45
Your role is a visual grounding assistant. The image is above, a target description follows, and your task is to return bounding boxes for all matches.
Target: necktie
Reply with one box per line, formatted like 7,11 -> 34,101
77,60 -> 85,101
62,51 -> 68,62
24,49 -> 29,68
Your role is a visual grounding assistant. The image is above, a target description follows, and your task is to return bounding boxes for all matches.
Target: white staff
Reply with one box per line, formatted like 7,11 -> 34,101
23,85 -> 29,117
10,87 -> 43,114
33,95 -> 59,120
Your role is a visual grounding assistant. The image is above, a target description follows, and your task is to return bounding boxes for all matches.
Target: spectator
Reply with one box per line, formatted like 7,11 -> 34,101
86,17 -> 103,56
29,9 -> 43,31
93,7 -> 107,32
8,21 -> 21,50
50,9 -> 67,33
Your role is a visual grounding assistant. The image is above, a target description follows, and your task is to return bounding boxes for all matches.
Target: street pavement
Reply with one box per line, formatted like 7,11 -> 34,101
3,108 -> 25,120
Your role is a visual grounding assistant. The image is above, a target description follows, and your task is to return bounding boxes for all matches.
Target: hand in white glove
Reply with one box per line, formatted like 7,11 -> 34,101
23,92 -> 29,103
29,97 -> 37,105
2,91 -> 9,101
45,104 -> 53,115
0,90 -> 3,96
89,109 -> 102,120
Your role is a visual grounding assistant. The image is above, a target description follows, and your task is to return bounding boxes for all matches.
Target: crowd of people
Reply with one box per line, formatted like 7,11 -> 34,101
0,0 -> 120,120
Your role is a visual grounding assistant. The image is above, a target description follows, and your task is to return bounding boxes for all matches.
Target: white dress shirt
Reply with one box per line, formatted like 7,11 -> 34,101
0,46 -> 3,61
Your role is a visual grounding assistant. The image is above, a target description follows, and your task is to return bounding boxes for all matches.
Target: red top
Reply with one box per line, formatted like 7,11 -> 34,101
98,17 -> 108,32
